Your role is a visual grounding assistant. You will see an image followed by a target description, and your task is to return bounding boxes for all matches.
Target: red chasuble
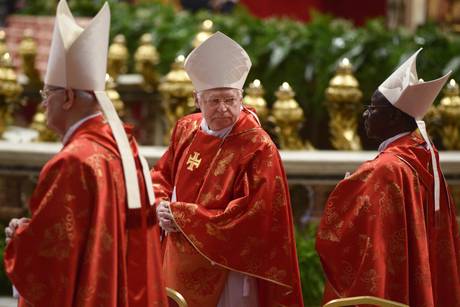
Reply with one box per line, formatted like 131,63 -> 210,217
316,131 -> 460,306
152,108 -> 304,307
4,115 -> 167,307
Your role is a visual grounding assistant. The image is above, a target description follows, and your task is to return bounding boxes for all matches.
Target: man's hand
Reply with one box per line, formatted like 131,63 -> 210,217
156,201 -> 179,233
4,217 -> 30,244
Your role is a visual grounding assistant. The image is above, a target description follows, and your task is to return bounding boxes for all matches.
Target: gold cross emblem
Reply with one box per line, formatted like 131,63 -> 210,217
186,152 -> 201,171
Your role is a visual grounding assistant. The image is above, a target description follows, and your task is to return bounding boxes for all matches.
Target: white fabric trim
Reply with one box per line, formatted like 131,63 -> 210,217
139,155 -> 155,206
217,271 -> 259,307
416,120 -> 441,212
94,91 -> 141,209
378,131 -> 410,152
62,112 -> 102,145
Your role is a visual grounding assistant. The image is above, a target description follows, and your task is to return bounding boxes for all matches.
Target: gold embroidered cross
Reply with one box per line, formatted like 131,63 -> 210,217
186,152 -> 201,171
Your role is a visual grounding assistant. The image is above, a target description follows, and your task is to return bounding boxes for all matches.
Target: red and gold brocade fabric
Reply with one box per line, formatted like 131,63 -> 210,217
316,131 -> 460,307
4,115 -> 167,307
152,108 -> 304,307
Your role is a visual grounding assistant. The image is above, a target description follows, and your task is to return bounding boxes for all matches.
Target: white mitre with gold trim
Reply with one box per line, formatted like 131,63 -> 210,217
44,0 -> 154,209
184,31 -> 252,92
378,48 -> 451,213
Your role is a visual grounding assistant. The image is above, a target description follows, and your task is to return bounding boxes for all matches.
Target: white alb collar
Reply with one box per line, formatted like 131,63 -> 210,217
378,131 -> 411,152
62,112 -> 102,145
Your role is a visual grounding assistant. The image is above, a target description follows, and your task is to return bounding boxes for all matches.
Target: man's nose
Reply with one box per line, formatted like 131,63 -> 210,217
41,99 -> 48,109
217,101 -> 228,111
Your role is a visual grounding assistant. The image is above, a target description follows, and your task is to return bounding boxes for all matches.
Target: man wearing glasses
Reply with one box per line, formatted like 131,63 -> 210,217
152,32 -> 304,306
3,1 -> 167,306
316,49 -> 460,306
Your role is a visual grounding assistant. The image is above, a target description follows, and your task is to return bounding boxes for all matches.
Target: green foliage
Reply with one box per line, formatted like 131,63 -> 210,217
296,224 -> 324,306
19,2 -> 460,148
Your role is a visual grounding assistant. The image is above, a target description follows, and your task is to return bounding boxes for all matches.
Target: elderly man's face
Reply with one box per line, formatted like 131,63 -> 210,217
196,88 -> 243,131
363,90 -> 395,140
40,85 -> 67,135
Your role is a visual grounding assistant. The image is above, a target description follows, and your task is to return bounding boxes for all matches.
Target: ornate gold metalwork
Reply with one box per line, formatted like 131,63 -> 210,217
134,33 -> 160,92
105,74 -> 125,118
243,79 -> 268,122
272,82 -> 308,150
108,34 -> 128,79
158,55 -> 194,144
0,51 -> 23,137
192,19 -> 214,48
325,58 -> 363,150
19,29 -> 41,85
0,30 -> 7,58
437,78 -> 460,149
30,106 -> 58,142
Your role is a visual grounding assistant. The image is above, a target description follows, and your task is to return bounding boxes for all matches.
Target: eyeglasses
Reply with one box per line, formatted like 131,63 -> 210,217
202,96 -> 241,108
39,88 -> 64,100
363,104 -> 393,111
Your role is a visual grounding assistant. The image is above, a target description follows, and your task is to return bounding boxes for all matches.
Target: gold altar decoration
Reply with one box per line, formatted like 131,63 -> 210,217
243,79 -> 268,122
437,78 -> 460,149
106,74 -> 125,118
19,29 -> 41,85
0,46 -> 23,137
0,30 -> 7,58
30,106 -> 58,142
108,34 -> 128,80
272,82 -> 308,150
134,33 -> 160,92
325,58 -> 363,150
192,19 -> 214,48
158,55 -> 194,144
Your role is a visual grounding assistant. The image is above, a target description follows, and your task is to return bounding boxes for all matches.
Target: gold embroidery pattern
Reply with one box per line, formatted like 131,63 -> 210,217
205,223 -> 226,240
214,151 -> 235,176
39,206 -> 75,260
179,266 -> 224,296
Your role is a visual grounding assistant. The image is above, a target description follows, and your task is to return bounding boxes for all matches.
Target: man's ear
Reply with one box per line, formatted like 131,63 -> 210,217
193,91 -> 201,110
62,88 -> 75,110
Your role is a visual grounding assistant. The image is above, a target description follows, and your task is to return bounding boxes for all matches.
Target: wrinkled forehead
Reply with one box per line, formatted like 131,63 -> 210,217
198,87 -> 242,99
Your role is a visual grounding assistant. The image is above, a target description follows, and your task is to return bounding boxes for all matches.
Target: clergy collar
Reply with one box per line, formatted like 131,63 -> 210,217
378,131 -> 411,152
62,112 -> 102,145
200,118 -> 234,138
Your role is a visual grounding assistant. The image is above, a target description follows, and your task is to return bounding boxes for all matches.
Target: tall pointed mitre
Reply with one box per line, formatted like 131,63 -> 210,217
184,31 -> 252,92
378,48 -> 451,212
44,0 -> 153,209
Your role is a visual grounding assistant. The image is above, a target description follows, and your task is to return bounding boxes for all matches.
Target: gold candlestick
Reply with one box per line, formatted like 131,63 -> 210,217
158,55 -> 195,144
108,34 -> 128,80
325,58 -> 363,150
272,82 -> 307,150
243,79 -> 268,122
134,33 -> 160,92
192,19 -> 214,48
437,78 -> 460,149
19,29 -> 42,85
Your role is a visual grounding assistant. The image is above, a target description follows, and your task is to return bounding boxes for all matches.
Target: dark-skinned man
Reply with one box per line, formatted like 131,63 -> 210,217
316,48 -> 460,306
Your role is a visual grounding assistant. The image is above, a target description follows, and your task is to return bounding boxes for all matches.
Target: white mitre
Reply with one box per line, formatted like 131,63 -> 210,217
184,31 -> 252,92
378,48 -> 450,119
378,48 -> 451,212
44,0 -> 151,209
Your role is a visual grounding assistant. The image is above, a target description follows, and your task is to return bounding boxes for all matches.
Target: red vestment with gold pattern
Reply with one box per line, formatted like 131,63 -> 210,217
4,115 -> 167,307
152,109 -> 304,306
316,131 -> 460,306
